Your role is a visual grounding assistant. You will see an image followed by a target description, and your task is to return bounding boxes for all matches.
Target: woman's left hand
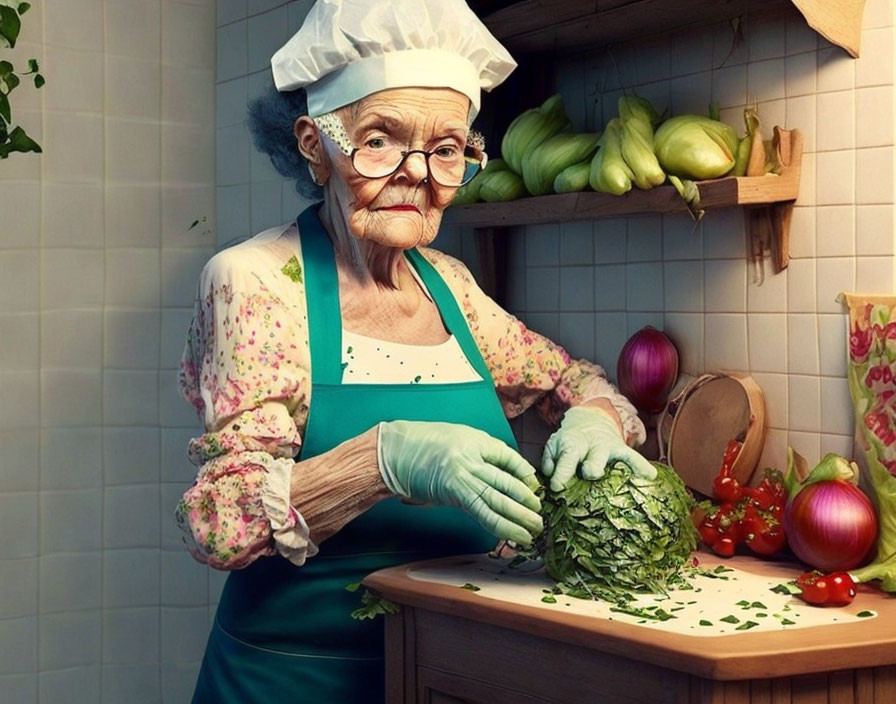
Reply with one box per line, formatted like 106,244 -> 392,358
541,406 -> 656,492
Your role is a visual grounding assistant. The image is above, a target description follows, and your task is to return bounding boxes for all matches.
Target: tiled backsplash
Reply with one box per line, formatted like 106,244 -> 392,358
0,0 -> 216,701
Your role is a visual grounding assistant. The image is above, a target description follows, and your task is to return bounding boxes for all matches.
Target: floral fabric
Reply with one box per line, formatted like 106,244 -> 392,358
843,293 -> 896,476
176,220 -> 645,569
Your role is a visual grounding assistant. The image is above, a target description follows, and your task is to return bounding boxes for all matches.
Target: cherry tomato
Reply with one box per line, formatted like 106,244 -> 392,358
713,475 -> 743,503
713,536 -> 737,557
796,570 -> 857,606
698,514 -> 719,547
756,469 -> 787,507
826,572 -> 858,605
744,518 -> 786,555
743,485 -> 776,511
721,440 -> 742,470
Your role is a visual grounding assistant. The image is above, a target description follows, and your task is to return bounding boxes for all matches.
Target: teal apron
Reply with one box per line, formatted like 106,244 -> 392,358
192,204 -> 519,702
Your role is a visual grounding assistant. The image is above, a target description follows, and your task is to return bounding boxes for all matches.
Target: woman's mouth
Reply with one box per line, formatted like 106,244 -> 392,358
378,204 -> 420,213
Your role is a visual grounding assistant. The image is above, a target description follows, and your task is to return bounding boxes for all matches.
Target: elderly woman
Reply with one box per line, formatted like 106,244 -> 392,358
177,0 -> 652,700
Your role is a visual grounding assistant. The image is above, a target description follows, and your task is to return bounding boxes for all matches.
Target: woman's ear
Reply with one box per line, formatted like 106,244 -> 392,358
294,116 -> 330,183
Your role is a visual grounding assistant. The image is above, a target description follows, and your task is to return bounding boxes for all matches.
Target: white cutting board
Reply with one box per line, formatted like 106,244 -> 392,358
407,552 -> 877,637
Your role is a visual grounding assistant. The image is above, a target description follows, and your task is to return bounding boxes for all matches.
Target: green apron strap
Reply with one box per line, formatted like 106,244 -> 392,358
297,204 -> 344,385
404,247 -> 495,385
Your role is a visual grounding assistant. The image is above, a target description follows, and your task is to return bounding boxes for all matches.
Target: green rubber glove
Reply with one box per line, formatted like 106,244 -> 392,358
377,420 -> 543,546
541,406 -> 656,492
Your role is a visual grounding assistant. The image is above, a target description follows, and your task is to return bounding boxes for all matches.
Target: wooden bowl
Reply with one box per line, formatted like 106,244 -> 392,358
658,372 -> 766,498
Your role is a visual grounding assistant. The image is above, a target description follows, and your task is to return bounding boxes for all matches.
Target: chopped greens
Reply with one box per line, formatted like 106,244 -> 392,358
857,610 -> 875,618
719,615 -> 740,624
735,620 -> 759,631
460,583 -> 481,592
609,604 -> 677,621
349,588 -> 399,620
699,619 -> 713,626
522,461 -> 697,603
541,595 -> 557,604
770,582 -> 801,595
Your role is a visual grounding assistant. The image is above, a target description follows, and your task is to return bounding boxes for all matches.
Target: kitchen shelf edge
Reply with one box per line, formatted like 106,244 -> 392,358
445,166 -> 800,229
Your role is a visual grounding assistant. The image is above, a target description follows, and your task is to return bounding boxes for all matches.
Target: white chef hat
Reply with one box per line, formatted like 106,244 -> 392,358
270,0 -> 517,120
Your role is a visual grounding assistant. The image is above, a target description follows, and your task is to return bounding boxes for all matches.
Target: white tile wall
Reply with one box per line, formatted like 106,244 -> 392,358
39,554 -> 102,613
815,205 -> 855,257
0,0 -> 217,700
43,183 -> 105,248
106,2 -> 160,58
39,667 -> 101,704
102,663 -> 161,704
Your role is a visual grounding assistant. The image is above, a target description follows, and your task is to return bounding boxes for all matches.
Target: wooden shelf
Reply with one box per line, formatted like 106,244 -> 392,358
450,128 -> 802,302
446,128 -> 803,230
477,0 -> 865,57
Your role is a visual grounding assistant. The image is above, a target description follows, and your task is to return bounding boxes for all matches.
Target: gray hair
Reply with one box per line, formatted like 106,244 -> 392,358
247,86 -> 323,200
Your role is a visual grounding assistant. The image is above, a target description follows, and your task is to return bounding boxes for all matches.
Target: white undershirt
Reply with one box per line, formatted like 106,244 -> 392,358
340,258 -> 483,384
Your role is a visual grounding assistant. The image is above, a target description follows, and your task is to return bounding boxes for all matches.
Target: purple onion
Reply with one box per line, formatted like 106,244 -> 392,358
784,480 -> 879,572
616,326 -> 679,414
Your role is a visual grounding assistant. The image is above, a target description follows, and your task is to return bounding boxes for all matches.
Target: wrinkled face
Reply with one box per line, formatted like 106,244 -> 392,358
320,87 -> 472,250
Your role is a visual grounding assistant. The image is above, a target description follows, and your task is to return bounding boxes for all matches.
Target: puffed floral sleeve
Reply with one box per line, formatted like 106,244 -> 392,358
422,247 -> 646,446
175,225 -> 318,570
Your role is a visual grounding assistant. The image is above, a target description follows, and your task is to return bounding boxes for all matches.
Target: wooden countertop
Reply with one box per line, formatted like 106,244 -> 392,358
363,551 -> 896,681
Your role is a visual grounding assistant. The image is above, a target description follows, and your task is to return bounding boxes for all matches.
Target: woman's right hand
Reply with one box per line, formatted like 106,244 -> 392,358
377,421 -> 543,546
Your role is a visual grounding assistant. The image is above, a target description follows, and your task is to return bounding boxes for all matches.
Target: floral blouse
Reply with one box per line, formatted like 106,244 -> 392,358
176,220 -> 645,570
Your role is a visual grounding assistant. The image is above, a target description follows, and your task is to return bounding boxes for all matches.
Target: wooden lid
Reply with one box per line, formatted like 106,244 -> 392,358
660,373 -> 766,498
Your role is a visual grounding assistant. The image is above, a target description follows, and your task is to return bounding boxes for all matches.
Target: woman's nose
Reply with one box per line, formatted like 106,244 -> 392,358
397,151 -> 429,185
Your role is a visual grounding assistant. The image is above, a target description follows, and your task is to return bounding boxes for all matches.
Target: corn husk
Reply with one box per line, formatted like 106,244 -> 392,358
654,115 -> 740,179
589,118 -> 633,196
500,94 -> 571,174
521,132 -> 601,196
553,159 -> 592,193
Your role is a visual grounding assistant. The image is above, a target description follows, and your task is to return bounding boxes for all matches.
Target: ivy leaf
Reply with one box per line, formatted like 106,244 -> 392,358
3,70 -> 20,93
4,124 -> 42,156
0,60 -> 12,76
0,93 -> 10,124
26,58 -> 37,72
33,72 -> 44,88
0,5 -> 21,48
18,2 -> 30,14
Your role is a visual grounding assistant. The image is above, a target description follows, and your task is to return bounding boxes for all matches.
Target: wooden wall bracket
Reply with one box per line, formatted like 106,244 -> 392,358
746,127 -> 803,277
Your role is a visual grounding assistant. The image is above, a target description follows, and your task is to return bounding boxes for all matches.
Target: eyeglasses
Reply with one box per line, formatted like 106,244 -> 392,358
315,117 -> 487,187
349,139 -> 486,187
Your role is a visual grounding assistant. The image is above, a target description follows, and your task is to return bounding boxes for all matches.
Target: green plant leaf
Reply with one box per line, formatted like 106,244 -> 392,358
5,124 -> 41,154
33,72 -> 42,88
26,58 -> 37,72
0,5 -> 21,48
3,70 -> 19,92
0,60 -> 12,76
18,2 -> 31,14
0,93 -> 9,123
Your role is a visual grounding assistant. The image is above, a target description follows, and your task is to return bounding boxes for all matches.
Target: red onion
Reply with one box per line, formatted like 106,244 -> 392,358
784,480 -> 878,572
616,326 -> 679,414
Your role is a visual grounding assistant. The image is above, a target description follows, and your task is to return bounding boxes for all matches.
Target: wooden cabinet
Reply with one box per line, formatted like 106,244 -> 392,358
365,554 -> 896,704
470,0 -> 867,58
